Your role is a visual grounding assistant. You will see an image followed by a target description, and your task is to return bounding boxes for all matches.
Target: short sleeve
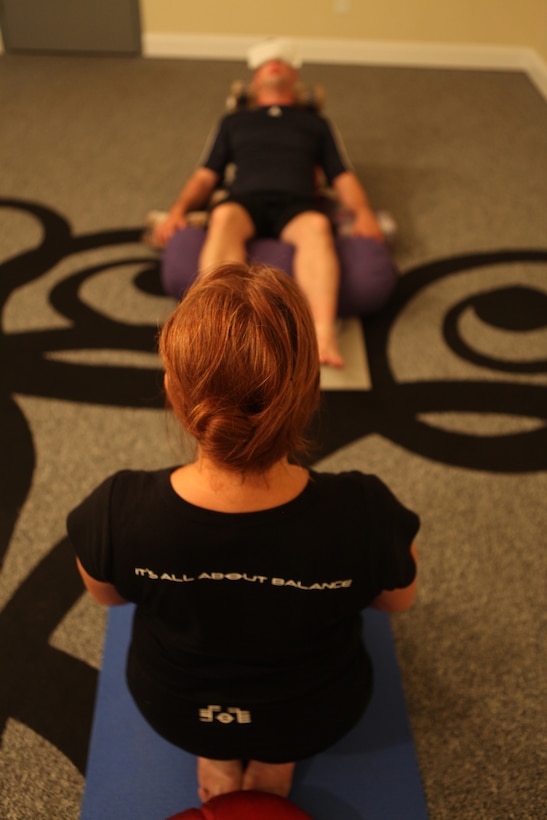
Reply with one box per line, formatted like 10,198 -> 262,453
362,474 -> 419,593
200,117 -> 232,176
319,116 -> 351,184
66,474 -> 118,582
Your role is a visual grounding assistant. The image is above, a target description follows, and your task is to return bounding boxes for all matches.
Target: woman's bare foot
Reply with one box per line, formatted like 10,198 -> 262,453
242,760 -> 296,798
197,757 -> 244,803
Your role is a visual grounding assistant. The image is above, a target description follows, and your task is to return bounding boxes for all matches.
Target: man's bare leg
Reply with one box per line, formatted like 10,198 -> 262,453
197,757 -> 244,803
242,760 -> 296,797
281,212 -> 343,367
199,202 -> 255,273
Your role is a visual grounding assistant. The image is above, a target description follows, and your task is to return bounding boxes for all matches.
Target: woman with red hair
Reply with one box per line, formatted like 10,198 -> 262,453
68,263 -> 419,803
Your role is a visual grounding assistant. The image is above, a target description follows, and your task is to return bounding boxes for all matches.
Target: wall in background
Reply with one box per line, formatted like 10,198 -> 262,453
140,0 -> 547,64
1,1 -> 544,97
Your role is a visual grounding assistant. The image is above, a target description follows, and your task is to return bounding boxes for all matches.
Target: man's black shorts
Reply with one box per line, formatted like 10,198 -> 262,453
213,191 -> 329,239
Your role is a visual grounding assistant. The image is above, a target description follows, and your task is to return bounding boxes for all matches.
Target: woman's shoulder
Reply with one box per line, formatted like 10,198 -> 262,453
308,469 -> 420,537
70,467 -> 177,516
308,469 -> 411,512
308,468 -> 381,490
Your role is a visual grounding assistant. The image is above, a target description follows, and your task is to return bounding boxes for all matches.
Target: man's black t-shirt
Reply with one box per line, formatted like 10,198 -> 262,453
201,106 -> 349,197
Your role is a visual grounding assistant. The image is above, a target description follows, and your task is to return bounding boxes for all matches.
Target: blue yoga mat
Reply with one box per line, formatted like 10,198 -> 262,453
81,605 -> 428,820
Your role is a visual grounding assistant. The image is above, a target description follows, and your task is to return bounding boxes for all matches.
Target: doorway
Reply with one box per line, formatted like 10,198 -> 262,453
0,0 -> 141,55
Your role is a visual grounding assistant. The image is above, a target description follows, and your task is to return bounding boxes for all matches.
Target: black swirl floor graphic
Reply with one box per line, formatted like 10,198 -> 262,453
1,197 -> 546,773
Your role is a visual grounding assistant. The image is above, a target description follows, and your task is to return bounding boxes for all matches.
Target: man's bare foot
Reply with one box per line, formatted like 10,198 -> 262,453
319,348 -> 344,367
197,757 -> 244,803
242,760 -> 296,798
316,325 -> 344,368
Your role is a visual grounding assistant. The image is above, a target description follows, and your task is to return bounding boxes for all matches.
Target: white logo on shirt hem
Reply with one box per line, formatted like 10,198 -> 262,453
199,705 -> 252,724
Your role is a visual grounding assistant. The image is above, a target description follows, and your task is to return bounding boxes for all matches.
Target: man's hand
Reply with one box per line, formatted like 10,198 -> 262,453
153,167 -> 220,247
351,207 -> 385,243
332,171 -> 385,243
153,210 -> 187,247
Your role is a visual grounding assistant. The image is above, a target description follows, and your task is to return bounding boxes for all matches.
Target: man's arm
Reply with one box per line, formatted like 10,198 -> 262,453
332,170 -> 384,242
154,166 -> 220,247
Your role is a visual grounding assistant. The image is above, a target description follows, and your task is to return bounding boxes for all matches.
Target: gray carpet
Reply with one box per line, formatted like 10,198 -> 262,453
1,53 -> 546,819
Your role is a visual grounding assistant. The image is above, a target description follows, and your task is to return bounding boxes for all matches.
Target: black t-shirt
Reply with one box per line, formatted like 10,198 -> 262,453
67,468 -> 418,706
201,106 -> 349,197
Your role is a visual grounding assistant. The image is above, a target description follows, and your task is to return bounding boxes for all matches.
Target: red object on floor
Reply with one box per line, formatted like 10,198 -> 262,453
166,790 -> 314,819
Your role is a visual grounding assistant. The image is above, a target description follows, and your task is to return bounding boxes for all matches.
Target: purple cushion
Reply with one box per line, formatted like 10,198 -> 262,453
161,227 -> 398,316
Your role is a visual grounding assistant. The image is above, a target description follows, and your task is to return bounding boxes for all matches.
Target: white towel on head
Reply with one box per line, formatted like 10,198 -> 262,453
247,37 -> 303,70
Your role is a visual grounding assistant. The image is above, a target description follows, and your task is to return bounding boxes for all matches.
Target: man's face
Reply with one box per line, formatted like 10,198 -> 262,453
252,59 -> 299,91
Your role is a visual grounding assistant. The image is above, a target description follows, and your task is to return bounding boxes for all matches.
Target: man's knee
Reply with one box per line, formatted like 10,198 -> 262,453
282,210 -> 333,244
208,202 -> 254,237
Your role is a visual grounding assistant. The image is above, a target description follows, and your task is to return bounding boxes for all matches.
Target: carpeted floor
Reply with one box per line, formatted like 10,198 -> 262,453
0,53 -> 546,819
